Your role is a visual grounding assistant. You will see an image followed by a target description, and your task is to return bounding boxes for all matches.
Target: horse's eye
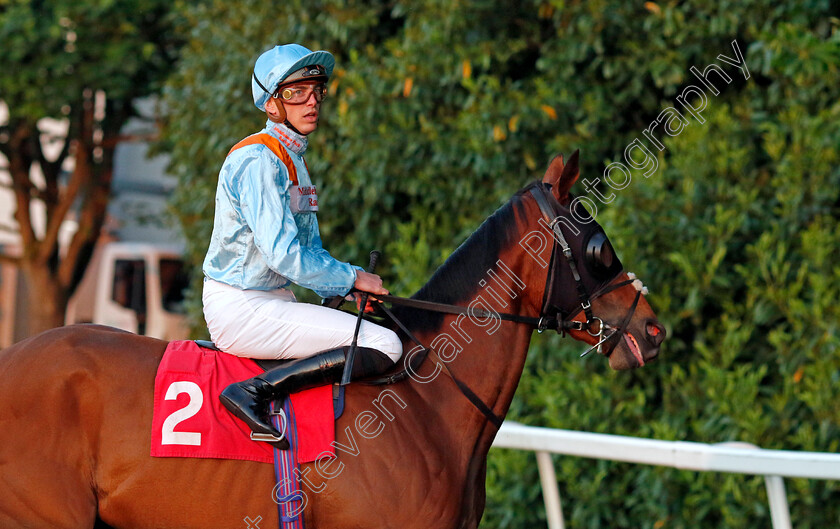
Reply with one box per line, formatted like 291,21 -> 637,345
585,231 -> 615,273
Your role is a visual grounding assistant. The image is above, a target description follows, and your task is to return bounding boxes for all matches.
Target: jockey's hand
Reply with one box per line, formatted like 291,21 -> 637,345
353,271 -> 389,313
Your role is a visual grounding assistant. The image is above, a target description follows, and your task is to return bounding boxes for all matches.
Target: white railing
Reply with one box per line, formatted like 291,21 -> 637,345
492,422 -> 840,529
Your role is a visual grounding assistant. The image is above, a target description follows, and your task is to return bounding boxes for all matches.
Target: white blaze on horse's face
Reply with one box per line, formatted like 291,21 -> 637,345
540,150 -> 666,370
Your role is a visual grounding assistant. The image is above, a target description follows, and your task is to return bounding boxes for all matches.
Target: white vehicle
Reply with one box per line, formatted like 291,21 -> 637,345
67,242 -> 190,340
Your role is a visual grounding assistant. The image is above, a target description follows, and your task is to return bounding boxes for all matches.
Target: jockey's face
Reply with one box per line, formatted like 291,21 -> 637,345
269,81 -> 322,135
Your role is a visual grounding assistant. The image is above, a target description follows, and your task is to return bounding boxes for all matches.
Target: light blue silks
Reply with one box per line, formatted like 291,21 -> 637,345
203,121 -> 359,298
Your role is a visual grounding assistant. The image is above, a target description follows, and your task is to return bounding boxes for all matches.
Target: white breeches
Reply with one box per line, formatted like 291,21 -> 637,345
202,279 -> 403,361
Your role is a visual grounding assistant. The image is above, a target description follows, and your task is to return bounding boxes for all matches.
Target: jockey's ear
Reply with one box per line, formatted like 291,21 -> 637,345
551,149 -> 579,201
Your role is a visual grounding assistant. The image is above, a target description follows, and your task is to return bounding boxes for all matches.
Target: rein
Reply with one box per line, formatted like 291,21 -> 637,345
371,294 -> 583,332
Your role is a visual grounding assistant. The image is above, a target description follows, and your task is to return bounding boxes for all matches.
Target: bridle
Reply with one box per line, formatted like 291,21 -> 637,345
352,181 -> 646,427
527,182 -> 644,358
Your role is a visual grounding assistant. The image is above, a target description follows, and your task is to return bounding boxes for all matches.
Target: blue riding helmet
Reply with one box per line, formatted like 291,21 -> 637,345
251,44 -> 335,111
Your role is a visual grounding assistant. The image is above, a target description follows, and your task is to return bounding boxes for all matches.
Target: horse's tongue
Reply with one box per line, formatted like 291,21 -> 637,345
623,333 -> 644,366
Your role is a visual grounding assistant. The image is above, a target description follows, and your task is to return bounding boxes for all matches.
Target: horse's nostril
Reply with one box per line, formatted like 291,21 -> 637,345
646,321 -> 666,346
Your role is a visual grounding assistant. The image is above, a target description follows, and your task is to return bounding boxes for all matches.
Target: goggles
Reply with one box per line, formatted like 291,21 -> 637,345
274,83 -> 327,104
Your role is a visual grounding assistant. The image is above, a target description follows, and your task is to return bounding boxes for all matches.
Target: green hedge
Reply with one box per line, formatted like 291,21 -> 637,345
158,1 -> 840,526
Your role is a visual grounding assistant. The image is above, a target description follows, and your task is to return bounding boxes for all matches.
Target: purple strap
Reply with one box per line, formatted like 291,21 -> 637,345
271,399 -> 305,529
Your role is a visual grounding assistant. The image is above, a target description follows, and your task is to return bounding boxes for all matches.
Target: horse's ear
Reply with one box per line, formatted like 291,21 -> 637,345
542,154 -> 564,185
552,149 -> 580,200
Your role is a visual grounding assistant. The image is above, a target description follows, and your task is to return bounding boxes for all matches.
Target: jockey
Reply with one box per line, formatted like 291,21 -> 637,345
202,44 -> 403,449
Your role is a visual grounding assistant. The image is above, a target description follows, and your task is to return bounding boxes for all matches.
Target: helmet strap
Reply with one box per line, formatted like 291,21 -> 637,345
257,72 -> 314,135
266,99 -> 306,136
255,71 -> 288,122
283,118 -> 305,136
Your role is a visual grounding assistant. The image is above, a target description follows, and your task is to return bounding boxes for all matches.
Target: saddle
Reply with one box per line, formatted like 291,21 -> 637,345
195,340 -> 290,371
193,339 -> 346,417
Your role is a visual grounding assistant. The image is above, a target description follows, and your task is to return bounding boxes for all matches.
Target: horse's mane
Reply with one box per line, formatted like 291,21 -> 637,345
390,183 -> 533,333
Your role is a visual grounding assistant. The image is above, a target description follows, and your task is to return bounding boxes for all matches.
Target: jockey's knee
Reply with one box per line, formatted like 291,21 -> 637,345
360,327 -> 402,363
379,329 -> 403,362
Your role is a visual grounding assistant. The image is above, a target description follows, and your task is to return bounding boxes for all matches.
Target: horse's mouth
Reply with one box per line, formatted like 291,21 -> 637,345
623,332 -> 644,367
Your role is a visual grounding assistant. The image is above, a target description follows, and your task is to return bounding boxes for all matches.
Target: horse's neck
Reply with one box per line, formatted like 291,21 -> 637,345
401,246 -> 536,523
408,243 -> 539,457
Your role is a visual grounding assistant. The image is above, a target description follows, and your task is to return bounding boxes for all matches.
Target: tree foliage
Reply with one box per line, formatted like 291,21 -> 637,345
0,0 -> 185,334
161,1 -> 840,526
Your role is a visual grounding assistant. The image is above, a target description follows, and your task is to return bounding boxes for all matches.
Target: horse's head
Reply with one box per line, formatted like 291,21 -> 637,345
522,150 -> 665,370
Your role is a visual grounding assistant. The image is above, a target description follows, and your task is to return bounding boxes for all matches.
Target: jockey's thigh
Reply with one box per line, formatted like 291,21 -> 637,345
202,279 -> 402,361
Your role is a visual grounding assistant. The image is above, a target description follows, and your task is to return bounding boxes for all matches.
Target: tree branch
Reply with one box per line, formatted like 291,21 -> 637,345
7,121 -> 38,253
39,97 -> 93,264
59,162 -> 111,291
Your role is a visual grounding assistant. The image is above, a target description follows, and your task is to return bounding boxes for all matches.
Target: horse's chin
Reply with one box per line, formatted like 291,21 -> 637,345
608,332 -> 658,370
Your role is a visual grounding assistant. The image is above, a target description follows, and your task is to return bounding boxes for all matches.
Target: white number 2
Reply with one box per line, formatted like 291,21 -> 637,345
161,381 -> 203,446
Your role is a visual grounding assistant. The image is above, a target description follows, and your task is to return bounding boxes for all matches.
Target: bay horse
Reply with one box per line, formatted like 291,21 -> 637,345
0,151 -> 665,529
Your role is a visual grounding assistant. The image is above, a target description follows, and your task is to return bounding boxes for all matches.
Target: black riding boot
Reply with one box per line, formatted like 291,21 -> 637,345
220,346 -> 395,449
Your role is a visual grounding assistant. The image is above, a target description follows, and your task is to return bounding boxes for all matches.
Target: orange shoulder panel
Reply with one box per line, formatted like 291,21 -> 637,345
227,133 -> 299,185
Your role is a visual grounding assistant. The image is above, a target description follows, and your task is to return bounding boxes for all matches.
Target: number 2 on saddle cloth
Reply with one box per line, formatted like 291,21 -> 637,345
150,340 -> 338,465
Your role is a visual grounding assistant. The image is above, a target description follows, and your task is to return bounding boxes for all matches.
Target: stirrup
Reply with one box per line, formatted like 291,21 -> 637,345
249,407 -> 288,443
250,432 -> 286,442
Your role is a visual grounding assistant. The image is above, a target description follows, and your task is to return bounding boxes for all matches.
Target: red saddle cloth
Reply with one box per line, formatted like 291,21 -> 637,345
150,340 -> 335,464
